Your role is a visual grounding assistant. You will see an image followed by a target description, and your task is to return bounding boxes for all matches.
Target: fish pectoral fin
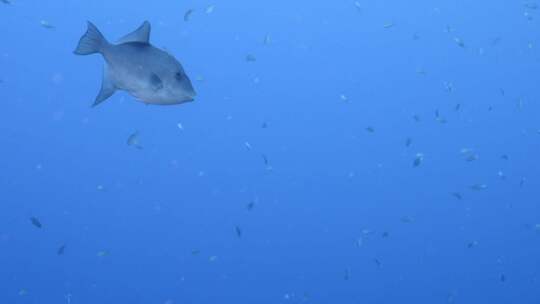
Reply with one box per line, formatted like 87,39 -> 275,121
93,68 -> 116,107
149,73 -> 164,91
117,21 -> 151,44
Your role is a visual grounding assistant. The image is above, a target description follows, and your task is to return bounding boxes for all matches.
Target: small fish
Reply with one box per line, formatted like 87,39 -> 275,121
246,201 -> 255,211
454,37 -> 465,48
235,226 -> 242,238
127,131 -> 143,149
30,217 -> 42,228
467,241 -> 478,249
97,250 -> 109,257
263,34 -> 271,45
57,244 -> 66,255
365,126 -> 375,133
205,5 -> 215,14
400,216 -> 414,223
344,268 -> 351,280
245,54 -> 257,62
413,153 -> 424,167
451,192 -> 463,200
184,9 -> 194,21
405,137 -> 412,147
383,22 -> 394,29
40,20 -> 55,29
465,154 -> 479,162
524,2 -> 538,9
454,103 -> 461,111
262,154 -> 269,166
469,184 -> 488,191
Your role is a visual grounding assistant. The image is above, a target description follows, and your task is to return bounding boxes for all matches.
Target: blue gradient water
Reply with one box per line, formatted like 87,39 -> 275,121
1,1 -> 539,303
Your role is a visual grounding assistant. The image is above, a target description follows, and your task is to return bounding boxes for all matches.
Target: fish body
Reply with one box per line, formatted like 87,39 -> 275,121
30,217 -> 42,228
74,21 -> 195,107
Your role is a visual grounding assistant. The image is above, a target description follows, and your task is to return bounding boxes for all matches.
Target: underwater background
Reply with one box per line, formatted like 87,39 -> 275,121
1,0 -> 539,303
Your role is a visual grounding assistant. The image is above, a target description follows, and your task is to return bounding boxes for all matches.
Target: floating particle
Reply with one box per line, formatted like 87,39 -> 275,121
374,258 -> 382,268
177,123 -> 184,130
524,2 -> 538,9
30,217 -> 42,228
244,142 -> 252,150
383,22 -> 395,29
500,274 -> 506,282
209,255 -> 218,262
497,171 -> 506,180
354,1 -> 361,11
444,81 -> 454,92
245,54 -> 257,62
520,177 -> 526,187
501,154 -> 509,160
413,153 -> 424,167
413,114 -> 421,122
191,250 -> 200,255
356,237 -> 363,248
339,94 -> 348,102
184,9 -> 194,21
365,126 -> 375,133
382,231 -> 389,238
246,201 -> 255,211
18,289 -> 28,296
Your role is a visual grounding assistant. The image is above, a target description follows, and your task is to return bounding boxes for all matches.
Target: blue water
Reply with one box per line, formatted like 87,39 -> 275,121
1,0 -> 539,303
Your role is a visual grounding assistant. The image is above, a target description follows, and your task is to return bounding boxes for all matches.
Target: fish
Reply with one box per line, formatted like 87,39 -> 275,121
413,153 -> 424,167
57,244 -> 66,255
235,226 -> 242,238
469,184 -> 488,191
30,217 -> 42,228
74,21 -> 196,107
451,192 -> 463,200
40,20 -> 55,29
405,137 -> 412,147
184,9 -> 194,21
127,131 -> 143,149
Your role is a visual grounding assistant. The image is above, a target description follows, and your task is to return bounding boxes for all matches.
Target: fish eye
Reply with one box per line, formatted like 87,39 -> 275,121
175,72 -> 183,80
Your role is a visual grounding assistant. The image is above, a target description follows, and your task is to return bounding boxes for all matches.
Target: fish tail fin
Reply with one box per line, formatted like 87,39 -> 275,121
74,21 -> 109,55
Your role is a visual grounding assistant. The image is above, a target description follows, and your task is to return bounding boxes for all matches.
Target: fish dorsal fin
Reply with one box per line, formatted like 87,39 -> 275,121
117,21 -> 151,44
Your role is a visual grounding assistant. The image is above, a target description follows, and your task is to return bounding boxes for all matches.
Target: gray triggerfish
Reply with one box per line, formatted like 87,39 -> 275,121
74,21 -> 196,107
